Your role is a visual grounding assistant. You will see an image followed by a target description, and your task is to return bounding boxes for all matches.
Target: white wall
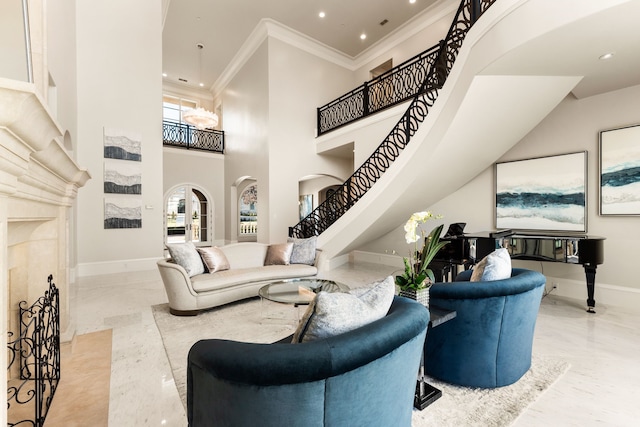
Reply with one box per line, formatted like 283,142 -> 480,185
0,0 -> 30,81
46,0 -> 79,273
222,41 -> 271,241
162,148 -> 225,245
267,38 -> 354,243
353,8 -> 455,84
222,37 -> 353,244
75,0 -> 164,275
358,84 -> 640,307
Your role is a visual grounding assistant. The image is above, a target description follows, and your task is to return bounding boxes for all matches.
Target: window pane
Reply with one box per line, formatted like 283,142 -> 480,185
181,99 -> 197,110
163,107 -> 180,122
167,187 -> 186,243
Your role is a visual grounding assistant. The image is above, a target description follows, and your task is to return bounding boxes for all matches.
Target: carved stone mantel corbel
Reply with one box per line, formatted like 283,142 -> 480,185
0,77 -> 91,199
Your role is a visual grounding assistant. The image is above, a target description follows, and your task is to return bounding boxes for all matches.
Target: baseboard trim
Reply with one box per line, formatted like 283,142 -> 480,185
77,257 -> 160,277
352,250 -> 404,269
317,252 -> 350,271
542,276 -> 640,312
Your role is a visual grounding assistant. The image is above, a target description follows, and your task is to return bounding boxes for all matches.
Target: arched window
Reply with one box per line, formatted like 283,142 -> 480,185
165,185 -> 210,245
239,185 -> 257,238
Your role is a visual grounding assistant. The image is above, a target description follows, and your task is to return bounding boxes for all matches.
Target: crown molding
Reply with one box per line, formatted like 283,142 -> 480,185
352,0 -> 458,69
212,0 -> 459,97
162,80 -> 213,102
212,18 -> 353,96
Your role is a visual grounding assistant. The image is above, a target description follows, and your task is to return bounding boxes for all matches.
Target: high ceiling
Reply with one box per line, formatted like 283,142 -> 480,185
482,0 -> 640,99
162,0 -> 640,100
162,0 -> 440,91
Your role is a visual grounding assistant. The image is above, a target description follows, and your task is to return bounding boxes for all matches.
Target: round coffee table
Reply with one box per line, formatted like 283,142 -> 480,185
259,278 -> 349,307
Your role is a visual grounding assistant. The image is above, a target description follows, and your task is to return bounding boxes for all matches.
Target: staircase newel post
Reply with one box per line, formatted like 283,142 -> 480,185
363,81 -> 370,119
471,0 -> 481,23
435,40 -> 447,89
317,107 -> 322,136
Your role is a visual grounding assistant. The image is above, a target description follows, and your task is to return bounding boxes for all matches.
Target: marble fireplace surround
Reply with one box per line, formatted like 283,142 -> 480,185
1,78 -> 90,423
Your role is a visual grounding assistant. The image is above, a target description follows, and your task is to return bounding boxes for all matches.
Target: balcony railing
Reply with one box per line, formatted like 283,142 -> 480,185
163,120 -> 224,153
291,0 -> 495,239
317,43 -> 443,136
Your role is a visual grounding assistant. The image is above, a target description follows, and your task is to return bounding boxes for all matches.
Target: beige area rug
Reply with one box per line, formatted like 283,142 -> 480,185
152,298 -> 570,426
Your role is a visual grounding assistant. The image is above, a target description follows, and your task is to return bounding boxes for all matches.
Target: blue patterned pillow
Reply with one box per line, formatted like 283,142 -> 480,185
287,236 -> 317,265
166,242 -> 205,277
291,276 -> 395,343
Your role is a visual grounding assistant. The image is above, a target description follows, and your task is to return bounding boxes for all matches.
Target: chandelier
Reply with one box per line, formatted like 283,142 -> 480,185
183,43 -> 219,130
183,107 -> 218,130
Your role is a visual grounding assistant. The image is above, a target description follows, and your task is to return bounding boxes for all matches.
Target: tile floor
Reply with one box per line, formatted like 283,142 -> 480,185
49,261 -> 640,426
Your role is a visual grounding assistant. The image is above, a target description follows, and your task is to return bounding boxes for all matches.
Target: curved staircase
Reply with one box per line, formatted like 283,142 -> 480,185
291,0 -> 632,260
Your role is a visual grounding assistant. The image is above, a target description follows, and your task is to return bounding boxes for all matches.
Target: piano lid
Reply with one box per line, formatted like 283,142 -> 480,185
436,231 -> 604,266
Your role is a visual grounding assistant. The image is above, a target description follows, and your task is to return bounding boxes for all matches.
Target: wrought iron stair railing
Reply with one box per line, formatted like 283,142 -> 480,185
163,120 -> 225,153
290,0 -> 496,239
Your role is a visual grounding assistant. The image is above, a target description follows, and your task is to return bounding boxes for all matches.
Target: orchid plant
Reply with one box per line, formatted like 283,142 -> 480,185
395,211 -> 448,291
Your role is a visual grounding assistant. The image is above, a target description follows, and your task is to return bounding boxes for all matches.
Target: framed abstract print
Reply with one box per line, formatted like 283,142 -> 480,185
495,151 -> 587,232
600,124 -> 640,215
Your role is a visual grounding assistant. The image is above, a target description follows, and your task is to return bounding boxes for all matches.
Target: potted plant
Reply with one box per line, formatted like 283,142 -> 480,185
395,211 -> 449,306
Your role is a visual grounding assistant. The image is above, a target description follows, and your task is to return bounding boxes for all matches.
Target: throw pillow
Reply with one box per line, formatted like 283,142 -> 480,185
470,247 -> 511,281
287,236 -> 317,265
264,242 -> 294,265
197,247 -> 230,273
291,276 -> 395,343
166,242 -> 205,277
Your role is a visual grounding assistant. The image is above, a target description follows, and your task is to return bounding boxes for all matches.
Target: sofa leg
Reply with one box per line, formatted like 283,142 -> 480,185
169,308 -> 200,316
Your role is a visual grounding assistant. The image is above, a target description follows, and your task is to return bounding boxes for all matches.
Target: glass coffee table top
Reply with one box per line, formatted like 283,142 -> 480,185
259,278 -> 349,306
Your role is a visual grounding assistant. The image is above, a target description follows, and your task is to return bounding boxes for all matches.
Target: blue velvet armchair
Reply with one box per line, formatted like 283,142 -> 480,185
187,296 -> 429,427
424,268 -> 546,388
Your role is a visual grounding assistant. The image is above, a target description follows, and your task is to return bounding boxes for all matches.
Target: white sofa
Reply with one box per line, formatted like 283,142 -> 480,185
157,242 -> 318,315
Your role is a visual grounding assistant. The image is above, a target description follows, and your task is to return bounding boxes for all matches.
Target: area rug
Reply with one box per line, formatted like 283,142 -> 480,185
152,298 -> 570,426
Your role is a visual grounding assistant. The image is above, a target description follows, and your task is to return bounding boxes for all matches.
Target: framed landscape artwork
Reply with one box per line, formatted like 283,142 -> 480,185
599,124 -> 640,215
495,151 -> 587,232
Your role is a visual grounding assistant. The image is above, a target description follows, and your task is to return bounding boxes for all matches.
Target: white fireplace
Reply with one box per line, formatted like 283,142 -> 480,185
1,78 -> 90,423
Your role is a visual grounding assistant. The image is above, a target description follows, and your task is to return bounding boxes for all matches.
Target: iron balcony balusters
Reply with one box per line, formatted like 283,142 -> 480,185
163,120 -> 224,153
291,0 -> 496,239
317,43 -> 442,136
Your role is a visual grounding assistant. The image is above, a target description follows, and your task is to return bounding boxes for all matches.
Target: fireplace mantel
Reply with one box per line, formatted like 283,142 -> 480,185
0,77 -> 91,200
2,77 -> 91,425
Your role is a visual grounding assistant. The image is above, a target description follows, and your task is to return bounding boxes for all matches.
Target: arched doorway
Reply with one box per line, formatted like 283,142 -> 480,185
165,185 -> 211,245
238,184 -> 257,241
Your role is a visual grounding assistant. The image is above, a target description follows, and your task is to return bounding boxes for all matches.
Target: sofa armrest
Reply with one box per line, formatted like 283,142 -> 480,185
157,259 -> 199,311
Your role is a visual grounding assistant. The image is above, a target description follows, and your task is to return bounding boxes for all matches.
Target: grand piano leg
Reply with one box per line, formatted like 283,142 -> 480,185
584,265 -> 597,313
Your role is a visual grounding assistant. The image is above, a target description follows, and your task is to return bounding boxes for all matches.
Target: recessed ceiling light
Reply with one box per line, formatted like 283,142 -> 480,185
319,11 -> 325,18
599,52 -> 615,60
360,33 -> 367,40
162,72 -> 167,77
410,0 -> 417,4
199,82 -> 204,87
